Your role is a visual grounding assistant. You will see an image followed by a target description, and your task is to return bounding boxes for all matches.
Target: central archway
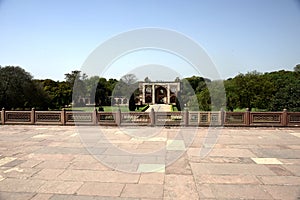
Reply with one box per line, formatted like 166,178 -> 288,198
155,86 -> 167,104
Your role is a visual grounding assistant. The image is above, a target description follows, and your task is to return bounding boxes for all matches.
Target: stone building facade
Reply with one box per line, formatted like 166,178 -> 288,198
138,80 -> 181,105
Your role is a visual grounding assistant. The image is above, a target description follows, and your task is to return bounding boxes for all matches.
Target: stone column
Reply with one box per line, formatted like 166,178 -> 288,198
142,84 -> 145,104
1,108 -> 5,125
167,84 -> 170,104
152,84 -> 155,104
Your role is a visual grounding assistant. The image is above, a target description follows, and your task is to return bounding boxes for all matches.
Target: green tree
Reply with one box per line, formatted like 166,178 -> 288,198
197,88 -> 211,111
40,79 -> 72,109
65,70 -> 87,106
266,70 -> 300,111
294,64 -> 300,72
129,93 -> 136,111
0,66 -> 49,110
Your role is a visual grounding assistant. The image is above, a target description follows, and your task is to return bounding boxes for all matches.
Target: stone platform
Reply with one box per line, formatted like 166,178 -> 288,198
0,125 -> 299,199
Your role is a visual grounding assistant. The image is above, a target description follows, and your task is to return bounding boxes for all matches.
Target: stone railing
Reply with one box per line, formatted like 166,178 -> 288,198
0,108 -> 299,127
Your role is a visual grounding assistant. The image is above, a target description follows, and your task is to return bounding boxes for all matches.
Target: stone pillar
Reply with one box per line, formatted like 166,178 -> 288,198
220,108 -> 225,126
93,108 -> 98,125
282,108 -> 287,127
116,108 -> 121,126
152,84 -> 155,104
31,108 -> 35,125
245,108 -> 250,126
183,108 -> 189,126
61,108 -> 66,125
167,84 -> 170,104
142,84 -> 145,104
150,108 -> 155,126
1,108 -> 5,125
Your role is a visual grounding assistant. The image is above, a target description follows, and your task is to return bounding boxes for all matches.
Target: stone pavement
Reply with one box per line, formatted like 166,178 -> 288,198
0,125 -> 299,199
145,105 -> 171,112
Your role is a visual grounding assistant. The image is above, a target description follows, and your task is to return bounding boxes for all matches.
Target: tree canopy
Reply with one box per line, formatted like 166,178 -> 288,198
0,65 -> 299,111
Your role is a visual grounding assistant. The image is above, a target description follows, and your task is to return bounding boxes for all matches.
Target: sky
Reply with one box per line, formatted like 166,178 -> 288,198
0,0 -> 300,81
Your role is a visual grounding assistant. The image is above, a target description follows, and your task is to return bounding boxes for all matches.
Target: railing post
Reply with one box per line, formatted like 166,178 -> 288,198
282,108 -> 287,127
220,108 -> 225,126
93,108 -> 98,125
116,108 -> 121,126
61,108 -> 66,125
1,108 -> 5,125
31,108 -> 35,125
150,108 -> 155,126
245,108 -> 250,126
183,108 -> 189,126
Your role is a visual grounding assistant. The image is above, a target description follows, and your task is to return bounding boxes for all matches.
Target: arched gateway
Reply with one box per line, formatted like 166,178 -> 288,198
138,79 -> 181,105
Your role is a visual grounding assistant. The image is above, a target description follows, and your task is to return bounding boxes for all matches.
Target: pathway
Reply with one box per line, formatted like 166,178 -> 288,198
0,126 -> 299,199
145,104 -> 172,112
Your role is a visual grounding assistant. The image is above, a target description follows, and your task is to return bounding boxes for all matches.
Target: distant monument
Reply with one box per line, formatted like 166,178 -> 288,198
137,77 -> 181,105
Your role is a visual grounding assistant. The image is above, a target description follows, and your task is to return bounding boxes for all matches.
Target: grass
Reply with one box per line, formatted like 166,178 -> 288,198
232,108 -> 268,112
65,105 -> 146,112
172,105 -> 179,111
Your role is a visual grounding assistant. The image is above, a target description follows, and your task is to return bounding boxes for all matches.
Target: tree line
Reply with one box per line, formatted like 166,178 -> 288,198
0,65 -> 299,111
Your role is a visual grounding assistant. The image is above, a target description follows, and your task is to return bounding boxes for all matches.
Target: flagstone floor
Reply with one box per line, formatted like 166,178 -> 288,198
0,125 -> 299,199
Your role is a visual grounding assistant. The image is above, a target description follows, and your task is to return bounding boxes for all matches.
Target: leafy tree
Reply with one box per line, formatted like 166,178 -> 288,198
266,70 -> 300,111
129,94 -> 136,111
224,79 -> 239,111
197,88 -> 211,111
113,74 -> 138,98
294,64 -> 300,72
65,70 -> 87,106
40,79 -> 72,109
95,77 -> 111,106
0,66 -> 49,110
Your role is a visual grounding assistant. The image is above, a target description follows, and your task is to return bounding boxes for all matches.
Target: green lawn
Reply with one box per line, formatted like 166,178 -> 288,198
65,105 -> 149,112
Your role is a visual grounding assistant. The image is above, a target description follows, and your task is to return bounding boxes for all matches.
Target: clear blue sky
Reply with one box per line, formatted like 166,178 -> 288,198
0,0 -> 300,81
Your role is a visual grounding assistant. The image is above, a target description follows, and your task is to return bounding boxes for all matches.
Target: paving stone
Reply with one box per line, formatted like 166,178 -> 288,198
35,147 -> 88,155
195,174 -> 261,184
37,180 -> 83,194
209,148 -> 256,157
190,163 -> 275,175
165,156 -> 192,175
0,191 -> 35,200
0,178 -> 46,192
2,166 -> 41,179
30,193 -> 53,200
0,157 -> 17,167
59,169 -> 140,183
76,182 -> 124,196
262,185 -> 300,200
50,194 -> 139,200
281,164 -> 300,176
68,161 -> 110,171
251,148 -> 300,159
32,169 -> 65,180
251,157 -> 283,164
35,161 -> 71,169
211,184 -> 273,199
19,160 -> 43,168
194,184 -> 215,199
102,155 -> 133,164
164,175 -> 199,200
0,126 -> 300,199
24,153 -> 75,161
258,175 -> 300,185
139,173 -> 165,184
265,164 -> 295,176
121,184 -> 163,198
1,159 -> 26,168
137,164 -> 165,173
166,140 -> 185,151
